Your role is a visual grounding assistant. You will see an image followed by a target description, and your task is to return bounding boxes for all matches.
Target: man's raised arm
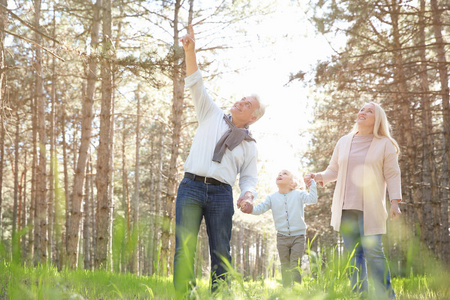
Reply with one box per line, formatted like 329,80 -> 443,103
180,24 -> 198,76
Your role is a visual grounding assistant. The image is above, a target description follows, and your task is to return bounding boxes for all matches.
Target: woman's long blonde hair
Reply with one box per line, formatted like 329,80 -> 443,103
351,102 -> 400,154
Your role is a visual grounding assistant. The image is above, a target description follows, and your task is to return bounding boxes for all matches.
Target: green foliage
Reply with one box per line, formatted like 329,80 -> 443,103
0,261 -> 175,299
112,215 -> 141,273
4,218 -> 447,299
1,236 -> 448,299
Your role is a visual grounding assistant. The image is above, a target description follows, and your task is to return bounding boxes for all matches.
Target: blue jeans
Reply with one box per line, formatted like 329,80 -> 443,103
340,210 -> 395,299
173,177 -> 234,296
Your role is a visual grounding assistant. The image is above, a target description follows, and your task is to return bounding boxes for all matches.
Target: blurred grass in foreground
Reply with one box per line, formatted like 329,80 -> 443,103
0,258 -> 448,299
0,217 -> 448,299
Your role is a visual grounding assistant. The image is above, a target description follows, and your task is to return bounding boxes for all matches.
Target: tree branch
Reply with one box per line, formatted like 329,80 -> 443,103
1,28 -> 65,61
0,3 -> 62,45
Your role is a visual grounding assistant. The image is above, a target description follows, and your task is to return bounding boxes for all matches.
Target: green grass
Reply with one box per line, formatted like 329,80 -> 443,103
0,259 -> 448,299
1,231 -> 448,299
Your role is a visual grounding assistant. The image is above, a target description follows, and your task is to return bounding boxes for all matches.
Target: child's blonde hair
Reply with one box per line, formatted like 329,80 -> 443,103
291,173 -> 305,190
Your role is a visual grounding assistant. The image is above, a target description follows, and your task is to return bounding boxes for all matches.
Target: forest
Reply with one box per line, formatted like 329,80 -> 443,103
0,0 -> 449,299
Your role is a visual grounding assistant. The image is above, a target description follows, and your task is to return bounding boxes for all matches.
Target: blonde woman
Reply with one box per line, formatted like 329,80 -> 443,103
306,102 -> 401,298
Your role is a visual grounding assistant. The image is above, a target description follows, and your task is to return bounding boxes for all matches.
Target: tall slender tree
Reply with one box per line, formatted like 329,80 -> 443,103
67,0 -> 101,269
430,0 -> 449,264
418,0 -> 439,260
95,0 -> 114,270
0,0 -> 7,237
13,109 -> 19,241
34,0 -> 48,264
132,86 -> 141,274
161,0 -> 194,277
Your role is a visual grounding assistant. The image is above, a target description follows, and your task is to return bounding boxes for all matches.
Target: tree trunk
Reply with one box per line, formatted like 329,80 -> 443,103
133,86 -> 141,275
13,110 -> 19,241
21,152 -> 28,263
0,0 -> 6,104
254,234 -> 260,280
154,124 -> 164,274
162,0 -> 190,277
34,0 -> 48,264
0,0 -> 7,238
122,128 -> 131,273
95,0 -> 113,270
61,110 -> 69,258
430,0 -> 450,264
89,157 -> 95,268
418,0 -> 440,263
244,232 -> 250,278
148,129 -> 155,275
29,89 -> 37,262
48,54 -> 55,265
261,234 -> 267,278
83,155 -> 92,270
237,224 -> 243,274
0,109 -> 3,239
67,0 -> 101,269
390,0 -> 433,250
109,60 -> 117,271
162,0 -> 181,276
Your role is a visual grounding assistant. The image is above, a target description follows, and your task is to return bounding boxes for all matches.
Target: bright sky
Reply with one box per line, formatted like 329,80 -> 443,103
208,2 -> 340,188
6,0 -> 341,191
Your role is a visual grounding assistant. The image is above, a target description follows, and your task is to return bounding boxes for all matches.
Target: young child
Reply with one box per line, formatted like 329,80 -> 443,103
243,169 -> 317,287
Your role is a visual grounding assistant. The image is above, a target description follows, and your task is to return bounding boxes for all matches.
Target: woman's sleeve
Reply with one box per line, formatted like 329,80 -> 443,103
384,141 -> 402,201
320,139 -> 340,185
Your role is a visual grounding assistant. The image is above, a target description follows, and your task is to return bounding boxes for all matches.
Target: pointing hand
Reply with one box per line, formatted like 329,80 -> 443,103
180,24 -> 195,52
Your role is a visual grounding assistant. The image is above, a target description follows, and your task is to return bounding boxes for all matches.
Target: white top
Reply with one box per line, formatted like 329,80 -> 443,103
184,70 -> 258,198
251,180 -> 318,236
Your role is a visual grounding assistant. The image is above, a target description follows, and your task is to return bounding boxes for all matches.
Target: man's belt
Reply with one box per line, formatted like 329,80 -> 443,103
184,172 -> 226,185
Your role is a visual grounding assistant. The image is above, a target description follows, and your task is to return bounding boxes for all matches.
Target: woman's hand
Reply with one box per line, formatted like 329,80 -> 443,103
305,173 -> 324,187
390,200 -> 402,220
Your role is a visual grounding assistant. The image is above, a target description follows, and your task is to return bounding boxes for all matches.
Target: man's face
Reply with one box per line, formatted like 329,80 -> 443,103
230,96 -> 259,126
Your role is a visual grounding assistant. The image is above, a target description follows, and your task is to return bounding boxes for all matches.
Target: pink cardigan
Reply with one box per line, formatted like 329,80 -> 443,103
320,134 -> 402,235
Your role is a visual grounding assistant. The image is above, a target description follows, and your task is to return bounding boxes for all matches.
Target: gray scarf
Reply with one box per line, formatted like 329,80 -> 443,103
212,114 -> 256,163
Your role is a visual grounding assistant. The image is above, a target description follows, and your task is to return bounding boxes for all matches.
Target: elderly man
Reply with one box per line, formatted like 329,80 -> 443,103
173,24 -> 265,296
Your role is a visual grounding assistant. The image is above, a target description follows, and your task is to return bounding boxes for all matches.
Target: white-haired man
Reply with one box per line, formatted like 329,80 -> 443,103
173,24 -> 265,297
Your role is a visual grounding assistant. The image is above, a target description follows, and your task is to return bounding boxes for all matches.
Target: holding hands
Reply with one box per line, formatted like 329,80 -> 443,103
304,173 -> 323,187
303,173 -> 401,220
237,191 -> 254,214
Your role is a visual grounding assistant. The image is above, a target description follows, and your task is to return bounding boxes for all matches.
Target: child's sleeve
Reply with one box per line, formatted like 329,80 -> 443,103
303,179 -> 318,205
251,195 -> 272,215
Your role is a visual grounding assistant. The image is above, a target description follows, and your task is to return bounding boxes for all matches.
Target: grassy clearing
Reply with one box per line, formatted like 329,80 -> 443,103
1,259 -> 448,299
1,233 -> 448,299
